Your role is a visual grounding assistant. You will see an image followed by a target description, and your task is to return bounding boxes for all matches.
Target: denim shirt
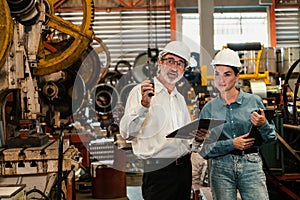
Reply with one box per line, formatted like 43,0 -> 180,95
199,90 -> 277,159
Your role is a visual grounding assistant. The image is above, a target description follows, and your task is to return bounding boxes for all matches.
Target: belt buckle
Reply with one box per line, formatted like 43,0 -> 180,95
241,150 -> 245,156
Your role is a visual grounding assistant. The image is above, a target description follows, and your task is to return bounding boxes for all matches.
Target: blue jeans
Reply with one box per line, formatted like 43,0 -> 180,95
210,153 -> 269,200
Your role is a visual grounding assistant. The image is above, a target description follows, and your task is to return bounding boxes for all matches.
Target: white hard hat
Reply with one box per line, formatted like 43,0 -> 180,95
160,41 -> 190,65
211,48 -> 242,68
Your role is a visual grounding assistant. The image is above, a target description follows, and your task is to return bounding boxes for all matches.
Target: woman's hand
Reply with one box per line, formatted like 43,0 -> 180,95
232,133 -> 255,150
250,108 -> 266,127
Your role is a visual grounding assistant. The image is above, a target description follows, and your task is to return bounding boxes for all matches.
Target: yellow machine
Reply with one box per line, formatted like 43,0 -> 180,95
202,42 -> 271,85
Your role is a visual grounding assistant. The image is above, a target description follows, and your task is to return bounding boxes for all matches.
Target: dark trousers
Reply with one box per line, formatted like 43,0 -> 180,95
142,154 -> 192,200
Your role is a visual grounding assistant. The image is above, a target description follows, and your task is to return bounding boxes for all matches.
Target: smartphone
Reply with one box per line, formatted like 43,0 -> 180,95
248,109 -> 261,137
257,109 -> 261,115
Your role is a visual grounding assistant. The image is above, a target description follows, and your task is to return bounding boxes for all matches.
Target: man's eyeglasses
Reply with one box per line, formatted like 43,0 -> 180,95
162,58 -> 186,69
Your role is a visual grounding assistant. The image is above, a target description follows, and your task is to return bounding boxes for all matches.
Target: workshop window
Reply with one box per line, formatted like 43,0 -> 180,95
182,12 -> 268,50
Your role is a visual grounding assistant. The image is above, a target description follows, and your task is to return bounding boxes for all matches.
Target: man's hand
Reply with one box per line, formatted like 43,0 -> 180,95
233,133 -> 255,150
192,128 -> 211,143
141,80 -> 154,108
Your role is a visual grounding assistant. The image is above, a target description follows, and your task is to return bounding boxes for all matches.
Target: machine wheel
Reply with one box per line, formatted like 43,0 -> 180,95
34,0 -> 95,75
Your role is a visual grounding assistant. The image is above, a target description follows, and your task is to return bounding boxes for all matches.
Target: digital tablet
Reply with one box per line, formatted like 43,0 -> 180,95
166,118 -> 225,139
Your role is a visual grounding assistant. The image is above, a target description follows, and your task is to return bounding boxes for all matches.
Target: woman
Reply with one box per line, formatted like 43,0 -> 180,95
199,48 -> 277,200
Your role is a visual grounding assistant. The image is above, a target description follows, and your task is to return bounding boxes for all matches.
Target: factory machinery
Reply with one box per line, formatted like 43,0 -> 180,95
0,0 -> 299,199
0,0 -> 111,199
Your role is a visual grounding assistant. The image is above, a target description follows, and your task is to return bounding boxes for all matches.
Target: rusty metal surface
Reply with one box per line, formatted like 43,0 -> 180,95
61,0 -> 168,8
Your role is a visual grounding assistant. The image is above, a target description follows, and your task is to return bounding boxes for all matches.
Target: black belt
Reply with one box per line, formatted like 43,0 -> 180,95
143,153 -> 191,166
230,148 -> 259,156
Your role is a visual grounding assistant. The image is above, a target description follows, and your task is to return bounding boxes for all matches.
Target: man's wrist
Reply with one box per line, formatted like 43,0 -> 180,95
141,99 -> 150,108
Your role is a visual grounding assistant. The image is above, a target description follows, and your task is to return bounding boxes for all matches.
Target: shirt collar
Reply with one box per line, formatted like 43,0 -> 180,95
235,89 -> 244,105
216,88 -> 244,106
154,77 -> 179,96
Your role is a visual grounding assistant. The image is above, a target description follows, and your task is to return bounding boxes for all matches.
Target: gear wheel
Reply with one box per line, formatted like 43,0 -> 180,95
0,0 -> 13,68
34,0 -> 95,75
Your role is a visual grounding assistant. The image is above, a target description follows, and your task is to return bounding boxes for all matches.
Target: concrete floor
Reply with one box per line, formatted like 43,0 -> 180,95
74,172 -> 239,200
76,186 -> 142,200
75,185 -> 216,200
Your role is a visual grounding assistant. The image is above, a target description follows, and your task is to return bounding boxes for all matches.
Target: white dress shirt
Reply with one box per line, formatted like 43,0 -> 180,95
120,77 -> 192,159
